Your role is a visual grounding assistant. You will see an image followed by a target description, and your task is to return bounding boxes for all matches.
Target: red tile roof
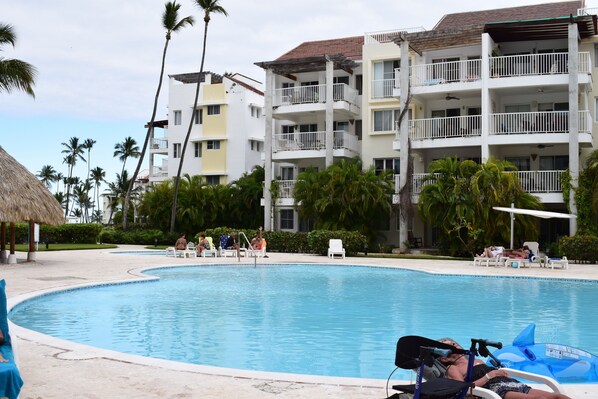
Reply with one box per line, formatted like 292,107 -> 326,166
276,36 -> 363,62
434,1 -> 584,30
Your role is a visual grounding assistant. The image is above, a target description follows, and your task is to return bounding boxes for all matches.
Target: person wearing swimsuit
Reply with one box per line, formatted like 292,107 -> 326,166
438,338 -> 571,399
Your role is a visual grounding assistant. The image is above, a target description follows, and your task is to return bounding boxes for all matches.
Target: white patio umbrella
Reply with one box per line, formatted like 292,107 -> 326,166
492,203 -> 577,249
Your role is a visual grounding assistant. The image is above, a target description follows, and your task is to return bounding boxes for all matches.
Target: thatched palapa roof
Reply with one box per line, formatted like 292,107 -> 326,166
0,146 -> 64,225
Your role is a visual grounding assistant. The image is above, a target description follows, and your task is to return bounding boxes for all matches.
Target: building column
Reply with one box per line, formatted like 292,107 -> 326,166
8,222 -> 16,264
263,68 -> 274,231
0,222 -> 6,263
568,23 -> 579,235
325,58 -> 334,168
27,221 -> 36,262
480,33 -> 492,162
398,39 -> 410,251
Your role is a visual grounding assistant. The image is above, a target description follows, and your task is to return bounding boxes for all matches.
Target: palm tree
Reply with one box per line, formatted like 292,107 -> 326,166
0,23 -> 37,97
37,164 -> 58,189
113,136 -> 140,176
61,137 -> 86,217
90,166 -> 105,221
123,1 -> 194,231
170,0 -> 228,233
55,172 -> 64,194
83,138 -> 96,182
106,170 -> 141,225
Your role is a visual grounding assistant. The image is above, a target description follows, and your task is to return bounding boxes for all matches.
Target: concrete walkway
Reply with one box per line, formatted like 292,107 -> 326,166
2,246 -> 597,398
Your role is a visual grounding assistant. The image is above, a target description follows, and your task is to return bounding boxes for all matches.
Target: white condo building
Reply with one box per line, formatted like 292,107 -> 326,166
257,1 -> 598,248
148,72 -> 265,185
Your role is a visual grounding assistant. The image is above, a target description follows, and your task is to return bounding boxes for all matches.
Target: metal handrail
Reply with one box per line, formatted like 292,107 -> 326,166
237,231 -> 258,267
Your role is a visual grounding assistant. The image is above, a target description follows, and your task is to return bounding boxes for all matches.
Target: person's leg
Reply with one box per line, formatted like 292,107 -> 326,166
504,390 -> 571,398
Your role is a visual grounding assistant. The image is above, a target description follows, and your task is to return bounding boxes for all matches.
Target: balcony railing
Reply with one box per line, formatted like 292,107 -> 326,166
152,166 -> 168,177
577,7 -> 598,15
395,53 -> 591,89
371,78 -> 395,98
277,180 -> 295,199
273,130 -> 358,152
364,27 -> 425,44
490,110 -> 591,135
398,170 -> 564,195
273,84 -> 358,107
408,115 -> 482,140
151,138 -> 168,150
399,59 -> 482,88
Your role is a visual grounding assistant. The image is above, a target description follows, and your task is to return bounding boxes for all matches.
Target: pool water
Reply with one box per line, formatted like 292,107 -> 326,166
9,265 -> 598,380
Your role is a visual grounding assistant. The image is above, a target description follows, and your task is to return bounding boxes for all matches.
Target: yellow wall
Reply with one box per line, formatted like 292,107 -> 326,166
202,83 -> 227,175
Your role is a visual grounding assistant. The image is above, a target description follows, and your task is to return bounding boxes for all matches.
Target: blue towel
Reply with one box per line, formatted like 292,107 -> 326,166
0,280 -> 24,399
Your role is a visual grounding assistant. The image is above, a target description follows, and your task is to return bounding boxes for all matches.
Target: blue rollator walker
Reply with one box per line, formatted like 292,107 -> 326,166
387,336 -> 503,399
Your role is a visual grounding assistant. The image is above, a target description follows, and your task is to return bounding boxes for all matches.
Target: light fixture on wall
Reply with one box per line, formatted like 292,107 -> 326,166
531,153 -> 538,161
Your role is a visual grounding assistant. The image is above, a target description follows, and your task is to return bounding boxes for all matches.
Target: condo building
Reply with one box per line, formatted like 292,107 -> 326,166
257,1 -> 598,248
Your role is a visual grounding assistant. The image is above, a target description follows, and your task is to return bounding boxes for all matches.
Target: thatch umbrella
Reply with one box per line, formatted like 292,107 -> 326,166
0,146 -> 64,263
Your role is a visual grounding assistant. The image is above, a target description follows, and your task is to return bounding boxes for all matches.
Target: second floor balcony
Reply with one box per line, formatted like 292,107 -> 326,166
151,138 -> 168,153
272,84 -> 360,119
273,130 -> 359,157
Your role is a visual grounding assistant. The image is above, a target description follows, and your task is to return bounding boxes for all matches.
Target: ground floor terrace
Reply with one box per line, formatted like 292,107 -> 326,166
2,246 -> 598,398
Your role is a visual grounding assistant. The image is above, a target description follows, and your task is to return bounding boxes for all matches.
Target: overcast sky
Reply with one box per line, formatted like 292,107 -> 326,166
1,0 -> 593,189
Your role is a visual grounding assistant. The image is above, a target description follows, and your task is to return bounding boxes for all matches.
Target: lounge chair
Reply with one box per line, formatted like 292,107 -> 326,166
201,237 -> 217,257
0,280 -> 24,399
183,242 -> 197,258
546,256 -> 569,269
248,240 -> 266,258
387,335 -> 565,399
165,247 -> 179,257
504,241 -> 542,268
473,246 -> 505,267
327,239 -> 345,259
219,234 -> 238,257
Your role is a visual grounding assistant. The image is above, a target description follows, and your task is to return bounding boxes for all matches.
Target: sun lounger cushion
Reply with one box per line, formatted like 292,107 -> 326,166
0,280 -> 24,399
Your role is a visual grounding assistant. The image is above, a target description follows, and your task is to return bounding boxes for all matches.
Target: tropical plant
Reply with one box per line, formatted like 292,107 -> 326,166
138,180 -> 175,231
61,137 -> 86,217
36,164 -> 58,189
418,157 -> 542,256
90,166 -> 105,221
0,23 -> 36,97
106,170 -> 141,225
113,136 -> 140,177
170,0 -> 228,232
83,138 -> 96,182
123,1 -> 194,231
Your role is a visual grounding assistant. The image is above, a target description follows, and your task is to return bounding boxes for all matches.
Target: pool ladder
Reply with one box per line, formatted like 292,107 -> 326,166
238,231 -> 258,267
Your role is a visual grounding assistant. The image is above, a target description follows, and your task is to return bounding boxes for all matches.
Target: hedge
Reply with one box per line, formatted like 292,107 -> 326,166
8,223 -> 103,244
559,234 -> 598,264
99,228 -> 178,246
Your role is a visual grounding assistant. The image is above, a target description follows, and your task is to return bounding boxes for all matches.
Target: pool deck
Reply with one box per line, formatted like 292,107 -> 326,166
2,246 -> 598,398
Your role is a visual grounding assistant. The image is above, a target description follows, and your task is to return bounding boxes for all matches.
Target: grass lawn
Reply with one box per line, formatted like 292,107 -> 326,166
13,243 -> 118,252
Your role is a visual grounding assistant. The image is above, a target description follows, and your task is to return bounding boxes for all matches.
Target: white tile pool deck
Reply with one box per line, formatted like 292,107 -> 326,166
2,246 -> 598,399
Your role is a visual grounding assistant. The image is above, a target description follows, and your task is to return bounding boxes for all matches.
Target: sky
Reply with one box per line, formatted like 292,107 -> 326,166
1,0 -> 595,190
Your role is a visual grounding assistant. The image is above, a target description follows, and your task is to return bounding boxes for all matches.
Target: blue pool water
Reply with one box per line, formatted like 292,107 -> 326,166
9,265 -> 598,380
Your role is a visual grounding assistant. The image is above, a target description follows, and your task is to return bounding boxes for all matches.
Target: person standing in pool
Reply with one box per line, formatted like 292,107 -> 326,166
438,338 -> 571,399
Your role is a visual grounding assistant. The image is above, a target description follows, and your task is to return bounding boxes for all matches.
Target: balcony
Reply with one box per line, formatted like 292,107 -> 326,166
151,138 -> 168,153
273,130 -> 359,158
151,166 -> 168,180
396,170 -> 564,196
272,84 -> 360,119
394,53 -> 591,93
490,110 -> 592,135
408,115 -> 482,141
371,78 -> 395,98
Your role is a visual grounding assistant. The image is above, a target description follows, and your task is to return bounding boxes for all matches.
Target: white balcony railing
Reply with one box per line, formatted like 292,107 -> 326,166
395,53 -> 591,89
273,84 -> 359,107
364,27 -> 425,44
408,115 -> 482,140
371,78 -> 395,98
397,170 -> 564,195
273,130 -> 358,152
490,110 -> 591,135
490,52 -> 591,77
277,180 -> 295,199
151,138 -> 168,150
402,59 -> 482,88
577,7 -> 598,15
152,166 -> 168,177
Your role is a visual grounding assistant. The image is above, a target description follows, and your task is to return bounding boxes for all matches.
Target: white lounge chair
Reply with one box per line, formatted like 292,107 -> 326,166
473,246 -> 505,267
327,239 -> 345,259
183,242 -> 197,258
504,241 -> 542,268
165,247 -> 179,257
201,237 -> 217,257
546,256 -> 569,269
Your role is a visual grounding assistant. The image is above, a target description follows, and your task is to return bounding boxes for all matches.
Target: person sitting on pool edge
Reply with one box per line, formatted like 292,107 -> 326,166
197,234 -> 210,256
437,338 -> 571,399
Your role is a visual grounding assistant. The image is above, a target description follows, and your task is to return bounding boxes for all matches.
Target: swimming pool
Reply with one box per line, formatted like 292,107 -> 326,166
9,264 -> 598,381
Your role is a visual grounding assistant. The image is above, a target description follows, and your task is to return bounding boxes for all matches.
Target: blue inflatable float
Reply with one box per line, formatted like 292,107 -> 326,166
490,323 -> 598,383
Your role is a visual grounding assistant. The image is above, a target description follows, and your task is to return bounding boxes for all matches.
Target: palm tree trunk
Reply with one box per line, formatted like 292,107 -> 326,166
123,38 -> 171,231
64,165 -> 73,218
170,21 -> 209,233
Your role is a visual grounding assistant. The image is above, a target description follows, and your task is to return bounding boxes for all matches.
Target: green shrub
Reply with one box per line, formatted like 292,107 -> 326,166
307,230 -> 367,256
99,228 -> 177,246
10,223 -> 102,244
559,234 -> 598,263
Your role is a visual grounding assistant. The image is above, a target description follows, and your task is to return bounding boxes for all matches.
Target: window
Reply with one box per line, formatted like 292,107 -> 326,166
194,142 -> 202,158
355,74 -> 363,95
250,106 -> 261,118
207,105 -> 220,115
373,60 -> 400,97
373,109 -> 398,132
505,157 -> 530,171
355,120 -> 362,140
282,125 -> 295,140
595,44 -> 598,66
539,155 -> 569,170
432,57 -> 459,81
173,143 -> 181,158
206,140 -> 220,150
374,158 -> 400,175
206,176 -> 220,185
174,110 -> 182,125
250,140 -> 262,152
280,209 -> 294,230
194,109 -> 202,124
280,167 -> 294,180
299,123 -> 318,146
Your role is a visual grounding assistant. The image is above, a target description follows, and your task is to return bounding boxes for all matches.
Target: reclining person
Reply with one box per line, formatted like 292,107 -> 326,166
438,338 -> 571,399
511,245 -> 533,260
477,246 -> 503,258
